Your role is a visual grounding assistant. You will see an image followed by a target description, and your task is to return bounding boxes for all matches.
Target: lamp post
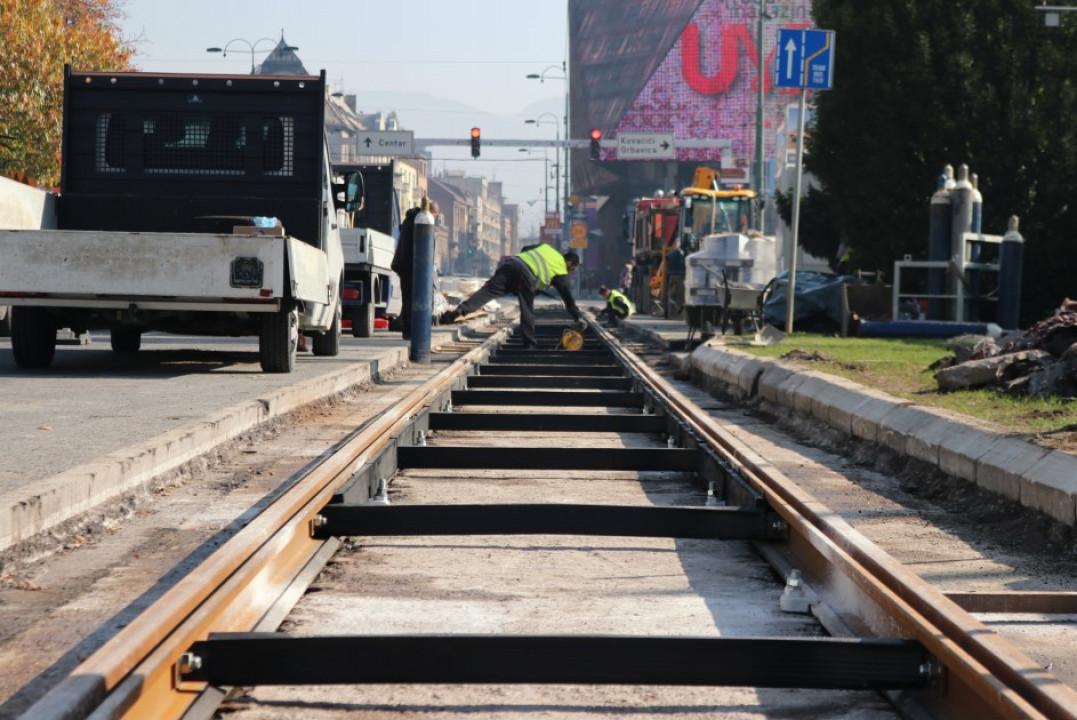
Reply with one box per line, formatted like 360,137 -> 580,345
519,148 -> 551,213
526,65 -> 569,242
754,1 -> 774,232
206,37 -> 298,73
524,114 -> 561,216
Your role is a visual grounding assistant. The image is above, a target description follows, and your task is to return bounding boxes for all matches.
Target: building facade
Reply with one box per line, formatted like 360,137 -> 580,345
428,178 -> 471,274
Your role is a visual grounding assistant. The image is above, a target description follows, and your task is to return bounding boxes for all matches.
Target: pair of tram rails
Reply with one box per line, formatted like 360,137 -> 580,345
27,311 -> 1077,720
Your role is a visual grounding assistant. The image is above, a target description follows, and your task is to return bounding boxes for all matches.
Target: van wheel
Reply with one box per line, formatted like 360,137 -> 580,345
351,302 -> 374,338
260,308 -> 298,373
111,328 -> 142,353
313,304 -> 341,356
11,307 -> 57,369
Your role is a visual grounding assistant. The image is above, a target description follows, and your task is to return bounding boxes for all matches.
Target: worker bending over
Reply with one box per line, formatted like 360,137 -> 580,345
441,243 -> 583,348
598,285 -> 636,325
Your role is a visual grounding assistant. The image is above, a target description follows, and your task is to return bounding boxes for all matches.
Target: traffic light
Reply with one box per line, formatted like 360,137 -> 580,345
470,127 -> 481,158
590,128 -> 602,160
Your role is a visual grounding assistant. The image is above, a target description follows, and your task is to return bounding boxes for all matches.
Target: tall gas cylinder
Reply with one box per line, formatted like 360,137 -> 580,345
970,173 -> 984,233
964,172 -> 986,318
949,165 -> 975,320
928,167 -> 953,319
998,215 -> 1024,330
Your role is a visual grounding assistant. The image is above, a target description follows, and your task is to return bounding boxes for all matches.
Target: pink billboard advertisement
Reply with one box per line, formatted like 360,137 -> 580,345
612,0 -> 814,170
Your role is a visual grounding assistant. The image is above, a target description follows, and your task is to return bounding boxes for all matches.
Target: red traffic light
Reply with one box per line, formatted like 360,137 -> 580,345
590,128 -> 602,141
589,128 -> 602,160
470,127 -> 481,139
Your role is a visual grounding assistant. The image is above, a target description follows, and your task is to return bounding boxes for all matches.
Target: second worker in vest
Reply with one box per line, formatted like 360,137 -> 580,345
598,285 -> 636,326
440,243 -> 583,348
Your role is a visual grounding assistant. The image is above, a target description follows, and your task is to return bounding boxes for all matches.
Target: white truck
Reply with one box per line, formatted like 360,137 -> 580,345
334,162 -> 401,337
0,174 -> 58,337
0,68 -> 347,373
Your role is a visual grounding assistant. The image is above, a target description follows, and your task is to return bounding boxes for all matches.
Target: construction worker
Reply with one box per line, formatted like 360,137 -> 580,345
598,285 -> 636,325
441,243 -> 582,348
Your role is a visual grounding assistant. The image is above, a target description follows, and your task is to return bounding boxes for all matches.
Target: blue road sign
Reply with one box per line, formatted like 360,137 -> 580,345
775,28 -> 835,90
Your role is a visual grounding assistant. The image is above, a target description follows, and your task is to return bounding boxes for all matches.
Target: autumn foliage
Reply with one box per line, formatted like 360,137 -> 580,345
0,0 -> 132,185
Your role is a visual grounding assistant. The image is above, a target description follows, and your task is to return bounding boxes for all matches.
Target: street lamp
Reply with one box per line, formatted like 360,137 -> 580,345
206,37 -> 298,73
525,113 -> 562,221
519,148 -> 551,212
526,63 -> 571,252
754,1 -> 775,232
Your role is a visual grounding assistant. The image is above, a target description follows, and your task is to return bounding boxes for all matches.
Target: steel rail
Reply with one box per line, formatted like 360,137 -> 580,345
591,320 -> 1077,720
25,325 -> 510,720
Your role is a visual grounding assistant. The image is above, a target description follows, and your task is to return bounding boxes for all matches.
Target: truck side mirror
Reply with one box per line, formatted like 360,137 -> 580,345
344,171 -> 365,213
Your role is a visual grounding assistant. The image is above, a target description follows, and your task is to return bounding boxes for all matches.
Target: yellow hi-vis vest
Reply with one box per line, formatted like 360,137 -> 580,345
607,289 -> 636,316
517,243 -> 568,289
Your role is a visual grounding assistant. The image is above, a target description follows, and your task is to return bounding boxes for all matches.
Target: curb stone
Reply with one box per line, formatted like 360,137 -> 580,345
682,342 -> 1077,527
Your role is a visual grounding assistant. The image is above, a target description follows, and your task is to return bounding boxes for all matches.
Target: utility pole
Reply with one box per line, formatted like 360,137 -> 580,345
754,0 -> 768,232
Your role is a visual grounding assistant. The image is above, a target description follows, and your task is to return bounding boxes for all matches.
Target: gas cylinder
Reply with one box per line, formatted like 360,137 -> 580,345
928,168 -> 953,319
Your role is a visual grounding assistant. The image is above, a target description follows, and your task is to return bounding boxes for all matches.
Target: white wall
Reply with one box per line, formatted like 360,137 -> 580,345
0,176 -> 56,230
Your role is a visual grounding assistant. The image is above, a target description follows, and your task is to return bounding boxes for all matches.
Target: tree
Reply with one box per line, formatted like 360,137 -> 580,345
808,0 -> 1077,320
774,187 -> 844,269
0,0 -> 132,185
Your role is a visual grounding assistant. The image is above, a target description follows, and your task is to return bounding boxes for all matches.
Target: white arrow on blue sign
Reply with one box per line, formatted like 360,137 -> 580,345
775,28 -> 836,90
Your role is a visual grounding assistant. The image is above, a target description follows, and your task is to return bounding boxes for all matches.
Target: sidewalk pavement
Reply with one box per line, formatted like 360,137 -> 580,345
0,318 -> 502,552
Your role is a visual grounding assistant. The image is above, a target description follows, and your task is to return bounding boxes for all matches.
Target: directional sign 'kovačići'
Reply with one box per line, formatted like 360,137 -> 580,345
775,28 -> 835,90
616,132 -> 676,160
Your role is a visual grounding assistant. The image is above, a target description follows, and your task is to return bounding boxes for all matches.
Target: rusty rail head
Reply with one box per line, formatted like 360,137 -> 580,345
22,325 -> 510,720
590,321 -> 1077,720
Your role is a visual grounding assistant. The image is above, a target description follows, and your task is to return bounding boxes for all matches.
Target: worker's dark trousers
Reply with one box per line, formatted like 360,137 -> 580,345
600,308 -> 629,327
456,261 -> 537,345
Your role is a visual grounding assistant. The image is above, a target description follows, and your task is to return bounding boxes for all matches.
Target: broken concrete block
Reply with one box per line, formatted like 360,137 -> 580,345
934,351 -> 1051,391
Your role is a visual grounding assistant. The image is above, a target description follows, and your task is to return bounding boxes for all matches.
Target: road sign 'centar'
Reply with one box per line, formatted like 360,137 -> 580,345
775,28 -> 835,90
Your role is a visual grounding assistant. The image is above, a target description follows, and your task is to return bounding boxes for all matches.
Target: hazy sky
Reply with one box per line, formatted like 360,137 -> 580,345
120,0 -> 570,234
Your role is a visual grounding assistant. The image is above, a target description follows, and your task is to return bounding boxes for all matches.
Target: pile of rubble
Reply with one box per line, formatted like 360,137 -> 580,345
935,299 -> 1077,397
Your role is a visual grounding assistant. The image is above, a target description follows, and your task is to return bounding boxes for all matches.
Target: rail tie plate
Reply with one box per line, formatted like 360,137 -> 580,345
314,503 -> 782,540
428,412 -> 666,433
181,634 -> 931,689
465,375 -> 634,390
397,446 -> 697,471
451,389 -> 644,407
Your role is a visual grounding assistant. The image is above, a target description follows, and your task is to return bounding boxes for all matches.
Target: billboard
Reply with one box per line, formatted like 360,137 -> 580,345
610,0 -> 813,168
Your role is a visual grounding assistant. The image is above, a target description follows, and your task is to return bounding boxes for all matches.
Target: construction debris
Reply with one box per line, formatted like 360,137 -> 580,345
935,299 -> 1077,397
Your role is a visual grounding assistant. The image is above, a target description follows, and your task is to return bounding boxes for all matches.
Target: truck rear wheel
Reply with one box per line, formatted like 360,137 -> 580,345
260,308 -> 298,373
11,307 -> 57,369
110,328 -> 142,353
312,304 -> 341,357
351,302 -> 374,338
